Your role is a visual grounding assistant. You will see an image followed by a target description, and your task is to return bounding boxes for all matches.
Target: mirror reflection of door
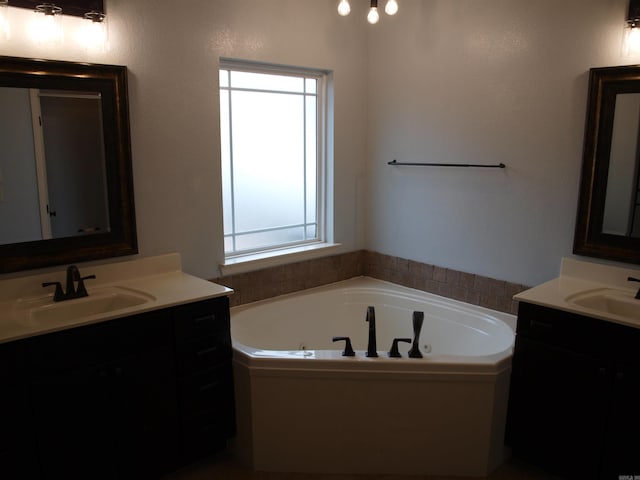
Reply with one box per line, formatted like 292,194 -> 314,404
604,93 -> 640,238
34,90 -> 110,239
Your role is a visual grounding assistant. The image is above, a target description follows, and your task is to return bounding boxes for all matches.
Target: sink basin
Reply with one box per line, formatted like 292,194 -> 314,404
566,288 -> 640,319
16,286 -> 155,326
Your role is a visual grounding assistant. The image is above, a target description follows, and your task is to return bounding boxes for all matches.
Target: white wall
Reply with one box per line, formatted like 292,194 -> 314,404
0,0 -> 637,286
366,0 -> 632,286
0,0 -> 368,279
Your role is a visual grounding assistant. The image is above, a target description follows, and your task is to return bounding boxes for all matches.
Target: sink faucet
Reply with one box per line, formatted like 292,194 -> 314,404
628,277 -> 640,299
42,265 -> 96,302
366,306 -> 378,357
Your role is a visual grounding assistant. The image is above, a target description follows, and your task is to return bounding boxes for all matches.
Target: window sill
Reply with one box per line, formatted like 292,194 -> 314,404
219,243 -> 342,277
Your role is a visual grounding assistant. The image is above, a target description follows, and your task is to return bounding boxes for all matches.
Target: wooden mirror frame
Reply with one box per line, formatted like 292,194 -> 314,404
574,65 -> 640,265
0,56 -> 137,273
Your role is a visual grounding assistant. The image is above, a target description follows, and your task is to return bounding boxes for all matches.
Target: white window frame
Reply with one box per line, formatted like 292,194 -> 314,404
219,58 -> 335,273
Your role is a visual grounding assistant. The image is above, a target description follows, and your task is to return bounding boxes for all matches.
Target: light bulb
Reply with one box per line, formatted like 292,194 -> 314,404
79,11 -> 108,51
337,0 -> 350,16
623,23 -> 640,57
30,5 -> 64,46
385,0 -> 398,15
0,0 -> 9,41
367,7 -> 379,24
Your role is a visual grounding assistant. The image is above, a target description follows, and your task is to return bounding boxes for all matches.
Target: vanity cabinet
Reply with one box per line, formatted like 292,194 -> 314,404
506,302 -> 640,479
0,296 -> 234,480
0,340 -> 38,480
28,310 -> 180,479
173,297 -> 235,463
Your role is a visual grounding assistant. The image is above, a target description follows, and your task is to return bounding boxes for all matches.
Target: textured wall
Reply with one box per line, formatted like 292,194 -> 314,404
0,0 -> 369,279
365,0 -> 633,286
1,0 -> 637,287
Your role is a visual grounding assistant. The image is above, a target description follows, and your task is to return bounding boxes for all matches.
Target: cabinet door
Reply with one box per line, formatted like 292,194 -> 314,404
0,341 -> 38,480
507,337 -> 610,479
601,363 -> 640,477
31,362 -> 117,480
115,348 -> 179,479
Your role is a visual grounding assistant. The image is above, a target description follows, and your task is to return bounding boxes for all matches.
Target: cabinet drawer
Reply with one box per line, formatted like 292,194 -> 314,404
26,310 -> 172,375
174,298 -> 230,343
176,335 -> 231,374
179,362 -> 233,414
516,302 -> 640,362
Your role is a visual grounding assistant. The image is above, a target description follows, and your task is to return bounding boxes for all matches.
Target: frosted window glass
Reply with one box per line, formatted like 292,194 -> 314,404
219,90 -> 233,235
219,70 -> 229,88
230,71 -> 304,93
220,62 -> 325,256
305,78 -> 317,94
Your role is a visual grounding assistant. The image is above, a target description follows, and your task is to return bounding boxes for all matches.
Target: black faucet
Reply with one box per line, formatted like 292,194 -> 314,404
365,306 -> 378,357
628,277 -> 640,299
42,265 -> 96,302
408,311 -> 424,358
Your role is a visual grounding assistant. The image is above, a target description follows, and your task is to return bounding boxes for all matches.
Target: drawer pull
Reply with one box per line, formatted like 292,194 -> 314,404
199,381 -> 220,393
194,314 -> 215,324
196,345 -> 219,357
529,319 -> 553,330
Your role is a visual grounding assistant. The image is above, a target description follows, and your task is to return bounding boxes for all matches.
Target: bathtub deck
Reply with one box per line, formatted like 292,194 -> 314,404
164,452 -> 560,479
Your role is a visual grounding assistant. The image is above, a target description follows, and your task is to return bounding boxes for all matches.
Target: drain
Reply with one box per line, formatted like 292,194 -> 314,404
423,344 -> 432,354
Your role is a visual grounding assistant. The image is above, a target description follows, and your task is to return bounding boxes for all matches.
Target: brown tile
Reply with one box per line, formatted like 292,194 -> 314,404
432,265 -> 447,282
214,250 -> 519,315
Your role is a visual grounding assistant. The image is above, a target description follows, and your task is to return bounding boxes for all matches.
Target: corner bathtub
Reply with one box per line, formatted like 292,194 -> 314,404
231,277 -> 516,477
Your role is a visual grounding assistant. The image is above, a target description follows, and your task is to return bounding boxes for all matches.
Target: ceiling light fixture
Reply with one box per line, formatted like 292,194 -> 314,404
337,0 -> 398,24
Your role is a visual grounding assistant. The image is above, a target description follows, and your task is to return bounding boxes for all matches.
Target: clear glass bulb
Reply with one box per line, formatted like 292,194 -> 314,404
367,6 -> 379,24
0,0 -> 9,40
30,10 -> 64,46
385,0 -> 398,15
623,23 -> 640,57
79,11 -> 108,51
337,0 -> 351,16
79,17 -> 108,51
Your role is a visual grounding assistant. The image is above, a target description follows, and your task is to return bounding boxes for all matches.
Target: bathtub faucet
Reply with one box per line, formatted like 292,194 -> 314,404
408,311 -> 424,358
366,306 -> 378,357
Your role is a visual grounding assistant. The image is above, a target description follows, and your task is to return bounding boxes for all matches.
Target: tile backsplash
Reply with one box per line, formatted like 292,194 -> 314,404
212,250 -> 528,315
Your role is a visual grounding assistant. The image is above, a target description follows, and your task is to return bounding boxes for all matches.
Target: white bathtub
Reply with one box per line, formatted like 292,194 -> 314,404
231,277 -> 516,477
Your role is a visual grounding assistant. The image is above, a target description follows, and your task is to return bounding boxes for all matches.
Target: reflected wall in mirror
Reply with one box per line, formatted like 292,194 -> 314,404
0,56 -> 137,273
574,65 -> 640,264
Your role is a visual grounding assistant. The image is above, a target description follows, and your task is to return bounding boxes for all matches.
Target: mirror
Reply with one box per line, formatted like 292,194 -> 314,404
0,56 -> 137,273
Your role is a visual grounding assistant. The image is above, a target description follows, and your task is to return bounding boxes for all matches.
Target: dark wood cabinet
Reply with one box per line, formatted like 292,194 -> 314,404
506,302 -> 640,479
173,297 -> 235,463
0,340 -> 38,480
0,296 -> 234,480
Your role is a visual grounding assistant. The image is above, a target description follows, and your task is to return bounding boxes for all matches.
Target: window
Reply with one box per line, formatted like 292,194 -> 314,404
219,60 -> 328,259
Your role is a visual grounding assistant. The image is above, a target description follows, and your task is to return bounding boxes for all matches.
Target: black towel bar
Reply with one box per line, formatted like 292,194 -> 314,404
388,159 -> 505,168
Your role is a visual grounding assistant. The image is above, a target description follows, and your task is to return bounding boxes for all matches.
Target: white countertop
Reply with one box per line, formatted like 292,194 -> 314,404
514,257 -> 640,329
0,253 -> 232,344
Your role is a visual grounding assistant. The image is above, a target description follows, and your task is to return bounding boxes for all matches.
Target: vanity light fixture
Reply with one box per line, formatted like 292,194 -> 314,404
337,0 -> 398,24
623,0 -> 640,56
78,8 -> 107,50
2,1 -> 106,47
31,3 -> 64,46
0,0 -> 9,40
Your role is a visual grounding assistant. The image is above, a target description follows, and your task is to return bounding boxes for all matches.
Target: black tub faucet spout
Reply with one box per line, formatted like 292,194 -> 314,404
408,311 -> 424,358
366,306 -> 378,357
